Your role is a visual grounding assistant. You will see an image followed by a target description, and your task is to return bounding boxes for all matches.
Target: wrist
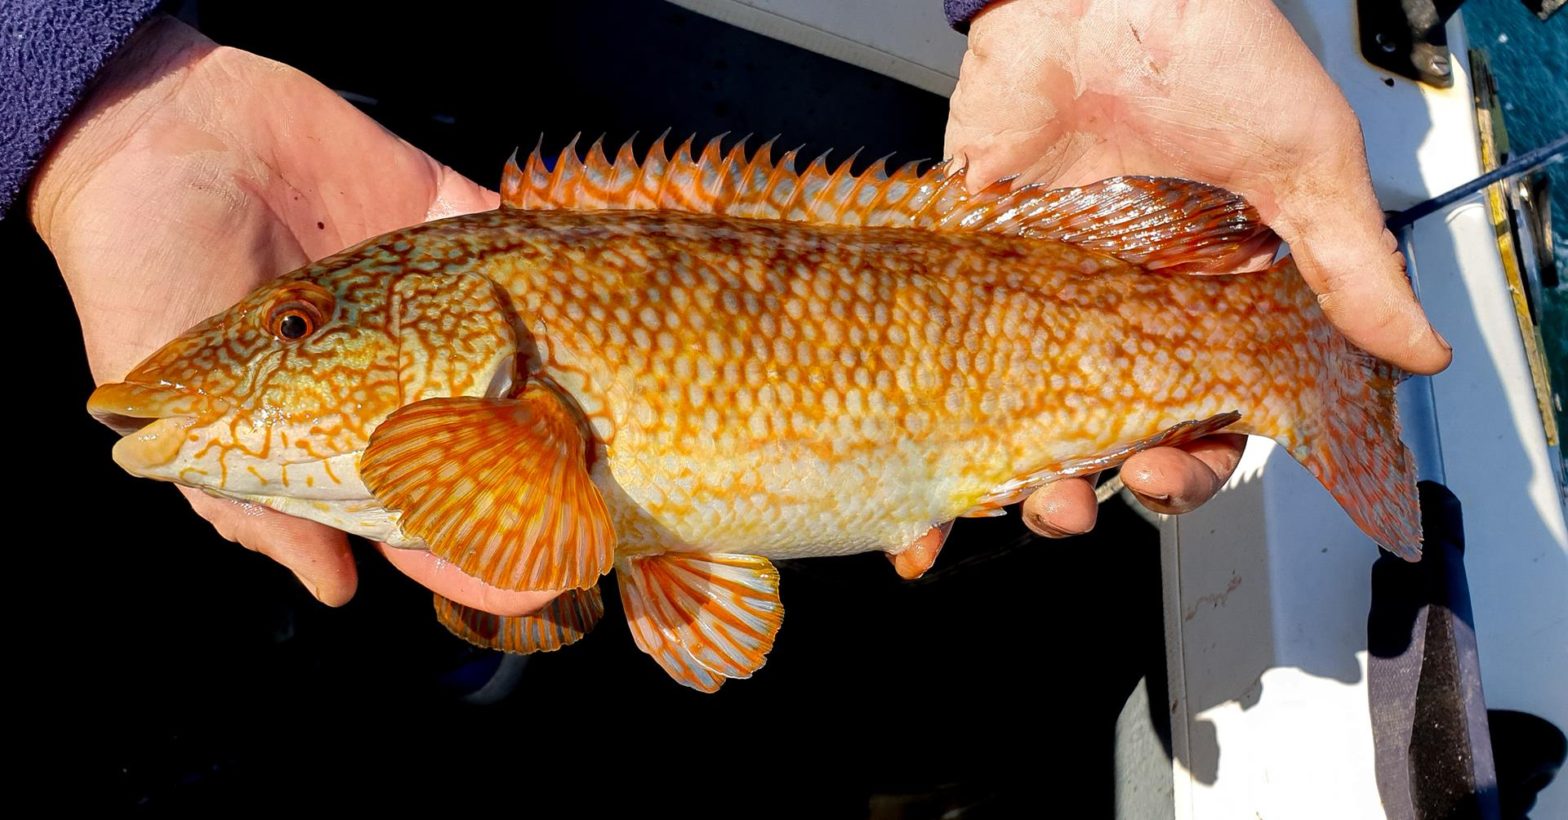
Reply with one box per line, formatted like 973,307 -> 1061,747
29,17 -> 215,245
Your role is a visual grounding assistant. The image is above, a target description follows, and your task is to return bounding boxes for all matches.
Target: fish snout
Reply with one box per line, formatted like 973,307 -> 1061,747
87,382 -> 229,471
87,382 -> 221,432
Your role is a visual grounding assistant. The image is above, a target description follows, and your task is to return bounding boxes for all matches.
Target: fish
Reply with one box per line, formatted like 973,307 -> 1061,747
86,135 -> 1420,692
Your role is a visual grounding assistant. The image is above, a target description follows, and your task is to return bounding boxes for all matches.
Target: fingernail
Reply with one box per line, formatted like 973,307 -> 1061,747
1137,492 -> 1182,514
1026,512 -> 1072,539
1434,327 -> 1452,353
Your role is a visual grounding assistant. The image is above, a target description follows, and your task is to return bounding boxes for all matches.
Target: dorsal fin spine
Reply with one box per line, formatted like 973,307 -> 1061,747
544,133 -> 581,207
637,131 -> 668,208
823,150 -> 862,223
665,135 -> 698,211
697,134 -> 726,200
718,136 -> 749,206
766,146 -> 804,214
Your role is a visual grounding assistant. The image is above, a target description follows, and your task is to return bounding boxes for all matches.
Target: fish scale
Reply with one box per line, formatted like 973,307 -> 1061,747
461,209 -> 1318,560
87,136 -> 1418,692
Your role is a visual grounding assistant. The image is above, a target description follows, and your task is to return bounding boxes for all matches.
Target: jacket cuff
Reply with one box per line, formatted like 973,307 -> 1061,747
1,0 -> 168,220
944,0 -> 997,33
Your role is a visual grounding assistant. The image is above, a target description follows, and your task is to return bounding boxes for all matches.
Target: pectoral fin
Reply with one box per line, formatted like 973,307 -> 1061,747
617,553 -> 784,693
360,386 -> 615,591
434,587 -> 605,654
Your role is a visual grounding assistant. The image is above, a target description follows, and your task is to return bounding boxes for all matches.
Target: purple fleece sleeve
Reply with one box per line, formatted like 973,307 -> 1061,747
944,0 -> 997,32
1,0 -> 166,220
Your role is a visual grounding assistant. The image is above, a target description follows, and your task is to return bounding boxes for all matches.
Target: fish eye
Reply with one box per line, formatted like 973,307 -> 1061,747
267,302 -> 323,341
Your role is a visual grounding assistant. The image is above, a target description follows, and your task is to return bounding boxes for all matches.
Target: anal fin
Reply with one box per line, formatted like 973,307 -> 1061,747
434,587 -> 605,654
617,553 -> 784,693
964,412 -> 1243,515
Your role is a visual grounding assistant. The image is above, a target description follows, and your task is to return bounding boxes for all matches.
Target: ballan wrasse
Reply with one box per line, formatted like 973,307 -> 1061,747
87,136 -> 1420,692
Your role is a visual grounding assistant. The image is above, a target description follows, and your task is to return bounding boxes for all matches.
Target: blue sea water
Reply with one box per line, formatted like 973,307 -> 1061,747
1462,0 -> 1567,457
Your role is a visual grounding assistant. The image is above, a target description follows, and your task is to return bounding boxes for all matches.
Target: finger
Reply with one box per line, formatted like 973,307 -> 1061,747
1020,475 -> 1100,538
1119,435 -> 1247,515
1262,116 -> 1451,375
179,486 -> 358,606
376,544 -> 561,618
942,0 -> 1078,194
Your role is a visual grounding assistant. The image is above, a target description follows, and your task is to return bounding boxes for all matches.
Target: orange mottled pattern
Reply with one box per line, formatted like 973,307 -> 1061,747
392,208 -> 1344,559
110,272 -> 401,495
98,237 -> 520,520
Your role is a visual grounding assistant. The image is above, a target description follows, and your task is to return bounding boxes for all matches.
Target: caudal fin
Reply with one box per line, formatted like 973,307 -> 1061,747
1267,261 -> 1422,559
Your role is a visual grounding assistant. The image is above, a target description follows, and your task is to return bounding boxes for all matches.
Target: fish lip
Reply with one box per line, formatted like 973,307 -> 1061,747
86,381 -> 228,435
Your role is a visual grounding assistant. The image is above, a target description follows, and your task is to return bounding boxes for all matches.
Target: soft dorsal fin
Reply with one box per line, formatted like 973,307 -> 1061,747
501,135 -> 1274,271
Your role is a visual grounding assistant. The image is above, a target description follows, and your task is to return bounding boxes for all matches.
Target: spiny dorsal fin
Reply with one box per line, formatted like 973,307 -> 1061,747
501,135 -> 1275,271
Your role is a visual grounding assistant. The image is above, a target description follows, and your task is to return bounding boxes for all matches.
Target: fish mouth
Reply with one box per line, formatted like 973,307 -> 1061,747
87,382 -> 229,471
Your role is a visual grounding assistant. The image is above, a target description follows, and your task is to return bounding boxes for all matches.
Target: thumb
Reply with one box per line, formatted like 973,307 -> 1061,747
1261,150 -> 1452,375
376,544 -> 561,618
424,159 -> 500,220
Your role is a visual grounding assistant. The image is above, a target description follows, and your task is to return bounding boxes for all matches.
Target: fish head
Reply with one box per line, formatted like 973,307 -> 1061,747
87,256 -> 521,508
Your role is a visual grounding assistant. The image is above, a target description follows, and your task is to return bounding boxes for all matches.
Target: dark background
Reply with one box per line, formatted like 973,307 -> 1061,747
16,2 -> 1169,815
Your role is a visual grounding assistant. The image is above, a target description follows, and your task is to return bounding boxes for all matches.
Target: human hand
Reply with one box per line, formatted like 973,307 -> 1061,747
31,17 -> 553,615
945,0 -> 1451,537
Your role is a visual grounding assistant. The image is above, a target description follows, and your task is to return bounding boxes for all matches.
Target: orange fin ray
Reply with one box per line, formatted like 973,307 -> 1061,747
359,387 -> 616,591
964,411 -> 1243,515
889,521 -> 954,580
629,130 -> 668,208
968,176 -> 1276,271
500,137 -> 1271,269
434,587 -> 605,654
617,552 -> 783,693
577,137 -> 616,210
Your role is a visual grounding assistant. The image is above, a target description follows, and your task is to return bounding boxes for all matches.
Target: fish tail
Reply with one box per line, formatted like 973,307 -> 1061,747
1260,258 -> 1422,559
